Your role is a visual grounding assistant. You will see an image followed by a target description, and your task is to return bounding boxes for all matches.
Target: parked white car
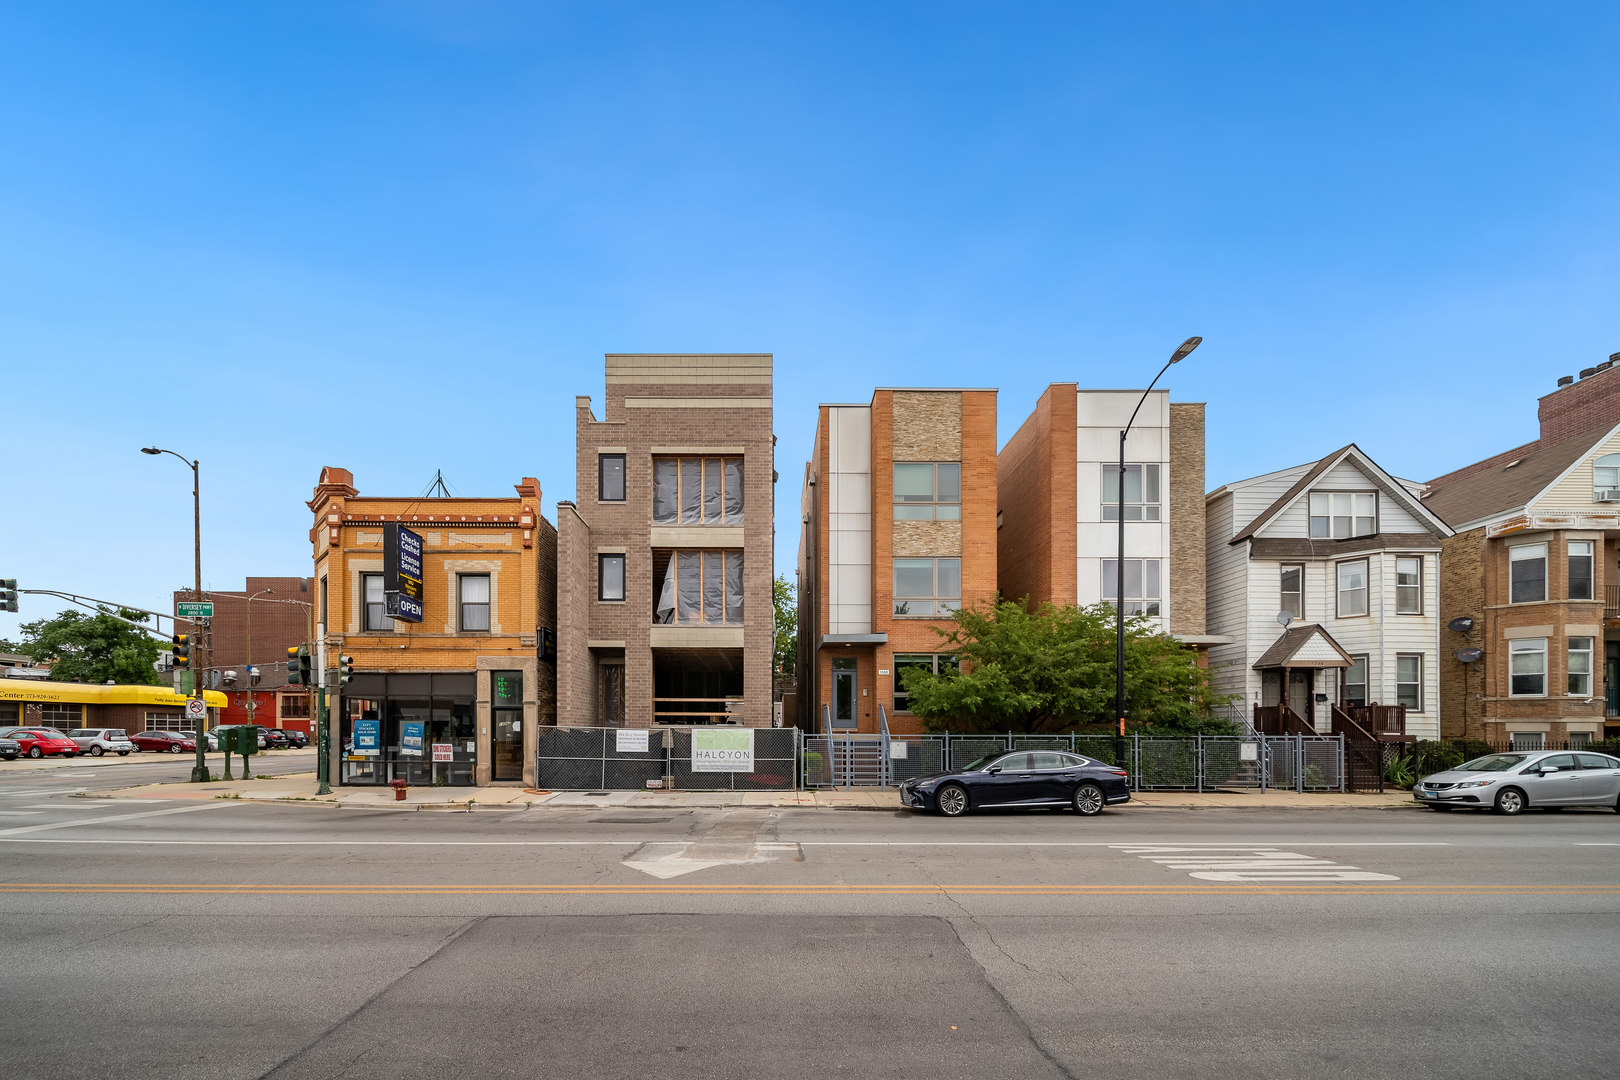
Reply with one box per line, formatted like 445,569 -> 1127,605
67,728 -> 136,757
1415,751 -> 1620,815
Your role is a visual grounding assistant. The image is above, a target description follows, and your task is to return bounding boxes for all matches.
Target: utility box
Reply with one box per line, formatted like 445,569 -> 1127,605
215,726 -> 257,757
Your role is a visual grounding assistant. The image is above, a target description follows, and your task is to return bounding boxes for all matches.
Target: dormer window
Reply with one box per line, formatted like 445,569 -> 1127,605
1308,492 -> 1376,539
1593,454 -> 1620,500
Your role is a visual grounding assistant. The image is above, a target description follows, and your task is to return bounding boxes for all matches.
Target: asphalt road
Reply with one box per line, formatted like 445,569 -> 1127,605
2,794 -> 1617,1080
0,746 -> 316,794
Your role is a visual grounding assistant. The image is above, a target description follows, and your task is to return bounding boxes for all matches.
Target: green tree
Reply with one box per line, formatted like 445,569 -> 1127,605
773,574 -> 797,676
12,608 -> 165,686
901,598 -> 1235,735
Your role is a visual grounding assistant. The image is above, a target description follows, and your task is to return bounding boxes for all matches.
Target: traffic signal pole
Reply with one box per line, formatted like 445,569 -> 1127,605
316,626 -> 331,796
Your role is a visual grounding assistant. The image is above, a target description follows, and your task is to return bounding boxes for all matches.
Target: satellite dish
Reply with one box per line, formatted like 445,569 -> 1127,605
1277,611 -> 1294,628
1448,616 -> 1475,634
1457,647 -> 1483,664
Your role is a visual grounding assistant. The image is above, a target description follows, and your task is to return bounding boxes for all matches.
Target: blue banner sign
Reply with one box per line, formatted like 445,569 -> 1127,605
400,721 -> 424,757
353,718 -> 381,756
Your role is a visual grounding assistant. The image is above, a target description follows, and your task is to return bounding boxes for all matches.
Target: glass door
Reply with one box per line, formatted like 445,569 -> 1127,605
832,659 -> 857,729
492,709 -> 523,781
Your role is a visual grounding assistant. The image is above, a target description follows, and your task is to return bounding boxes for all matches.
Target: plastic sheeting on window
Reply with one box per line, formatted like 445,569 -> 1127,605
725,551 -> 744,623
654,549 -> 744,625
653,460 -> 679,524
723,459 -> 744,523
703,550 -> 725,623
703,461 -> 723,524
677,551 -> 702,623
681,460 -> 703,524
653,456 -> 744,526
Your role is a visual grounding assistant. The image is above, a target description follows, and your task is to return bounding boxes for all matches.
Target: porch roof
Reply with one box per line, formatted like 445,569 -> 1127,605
1253,624 -> 1356,670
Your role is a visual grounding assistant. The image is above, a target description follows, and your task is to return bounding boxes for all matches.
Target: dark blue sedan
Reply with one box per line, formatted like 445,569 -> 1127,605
899,751 -> 1131,817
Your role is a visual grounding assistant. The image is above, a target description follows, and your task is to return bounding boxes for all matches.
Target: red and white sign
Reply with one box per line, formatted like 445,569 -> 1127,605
431,743 -> 454,762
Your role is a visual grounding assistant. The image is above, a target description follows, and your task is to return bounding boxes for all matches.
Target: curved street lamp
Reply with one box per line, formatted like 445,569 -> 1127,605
141,445 -> 208,783
1115,338 -> 1202,762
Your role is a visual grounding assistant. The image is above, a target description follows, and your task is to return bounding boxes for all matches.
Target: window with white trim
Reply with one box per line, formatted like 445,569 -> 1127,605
1395,557 -> 1422,614
894,463 -> 962,520
1344,656 -> 1369,707
362,573 -> 391,632
1280,565 -> 1304,620
1509,731 -> 1545,751
1102,558 -> 1161,617
1509,543 -> 1547,603
893,559 -> 961,617
1102,464 -> 1161,521
1568,541 -> 1594,601
1309,492 -> 1376,539
1593,453 -> 1620,497
459,574 -> 490,632
1568,637 -> 1594,697
1336,559 -> 1368,618
1395,654 -> 1422,711
1509,638 -> 1547,697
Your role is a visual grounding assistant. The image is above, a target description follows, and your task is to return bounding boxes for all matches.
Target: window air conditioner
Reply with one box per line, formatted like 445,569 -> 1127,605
1595,489 -> 1620,503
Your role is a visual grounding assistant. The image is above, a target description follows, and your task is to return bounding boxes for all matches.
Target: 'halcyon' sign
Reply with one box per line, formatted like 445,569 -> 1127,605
692,729 -> 754,773
383,523 -> 425,623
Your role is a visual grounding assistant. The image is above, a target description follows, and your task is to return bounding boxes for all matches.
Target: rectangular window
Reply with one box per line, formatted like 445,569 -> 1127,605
598,554 -> 626,602
1568,636 -> 1594,697
362,573 -> 390,632
320,576 -> 329,630
459,574 -> 490,632
1509,543 -> 1547,603
655,550 -> 744,625
1336,559 -> 1369,618
598,454 -> 626,502
1395,556 -> 1422,614
894,463 -> 962,520
1101,463 -> 1162,521
1102,558 -> 1162,617
1570,732 -> 1594,750
1344,656 -> 1369,707
892,653 -> 958,713
1509,638 -> 1547,697
652,456 -> 743,525
280,694 -> 311,719
1568,541 -> 1594,601
1280,565 -> 1304,620
893,558 -> 962,617
1309,492 -> 1377,539
1509,731 -> 1545,751
1395,654 -> 1422,711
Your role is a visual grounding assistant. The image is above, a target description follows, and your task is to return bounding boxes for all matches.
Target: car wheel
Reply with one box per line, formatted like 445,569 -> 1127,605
28,746 -> 43,758
168,744 -> 184,754
1494,787 -> 1527,816
1072,783 -> 1106,816
91,746 -> 105,757
936,784 -> 970,818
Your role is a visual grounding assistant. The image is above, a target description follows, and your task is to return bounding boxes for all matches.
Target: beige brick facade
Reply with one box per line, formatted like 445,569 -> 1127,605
1168,402 -> 1207,637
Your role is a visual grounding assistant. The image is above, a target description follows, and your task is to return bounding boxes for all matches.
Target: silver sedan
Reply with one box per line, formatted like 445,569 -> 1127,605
1414,751 -> 1620,815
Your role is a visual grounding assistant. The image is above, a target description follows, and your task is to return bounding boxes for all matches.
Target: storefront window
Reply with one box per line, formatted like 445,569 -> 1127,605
339,673 -> 476,786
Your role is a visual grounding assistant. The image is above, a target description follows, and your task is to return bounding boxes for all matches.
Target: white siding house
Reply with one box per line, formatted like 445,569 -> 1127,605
1205,445 -> 1454,739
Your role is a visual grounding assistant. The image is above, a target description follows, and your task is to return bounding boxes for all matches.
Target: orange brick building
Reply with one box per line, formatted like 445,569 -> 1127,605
306,468 -> 557,787
795,389 -> 998,734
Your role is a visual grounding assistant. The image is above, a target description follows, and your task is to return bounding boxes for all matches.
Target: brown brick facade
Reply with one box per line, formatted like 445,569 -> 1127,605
995,384 -> 1077,608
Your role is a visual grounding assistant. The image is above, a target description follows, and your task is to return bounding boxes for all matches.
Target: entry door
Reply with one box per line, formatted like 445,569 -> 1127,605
1288,670 -> 1314,725
1607,643 -> 1619,718
492,709 -> 523,782
832,666 -> 857,729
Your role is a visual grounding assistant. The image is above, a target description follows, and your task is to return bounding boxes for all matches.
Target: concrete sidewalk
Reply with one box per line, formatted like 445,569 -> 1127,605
91,771 -> 1420,811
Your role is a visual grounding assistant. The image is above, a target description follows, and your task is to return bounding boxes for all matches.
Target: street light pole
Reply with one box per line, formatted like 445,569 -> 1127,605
142,445 -> 209,783
1114,337 -> 1202,765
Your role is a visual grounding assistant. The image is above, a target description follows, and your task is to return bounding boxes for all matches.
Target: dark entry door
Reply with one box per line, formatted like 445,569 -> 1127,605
1288,670 -> 1314,726
492,709 -> 523,781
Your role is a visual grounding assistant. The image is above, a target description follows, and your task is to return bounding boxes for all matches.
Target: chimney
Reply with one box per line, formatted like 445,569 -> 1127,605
1540,353 -> 1620,444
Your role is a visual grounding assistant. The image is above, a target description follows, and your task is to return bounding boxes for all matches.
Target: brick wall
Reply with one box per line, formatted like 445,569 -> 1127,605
1168,402 -> 1206,636
996,384 -> 1077,609
1538,364 -> 1620,445
1437,528 -> 1486,738
174,578 -> 313,694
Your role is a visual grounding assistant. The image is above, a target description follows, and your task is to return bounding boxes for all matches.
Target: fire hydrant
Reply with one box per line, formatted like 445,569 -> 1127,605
390,778 -> 408,802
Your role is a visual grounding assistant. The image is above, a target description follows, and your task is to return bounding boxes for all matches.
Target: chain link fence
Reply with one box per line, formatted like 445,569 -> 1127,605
536,726 -> 800,791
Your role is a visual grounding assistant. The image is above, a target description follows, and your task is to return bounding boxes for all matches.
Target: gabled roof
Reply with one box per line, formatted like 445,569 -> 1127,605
1252,624 -> 1355,670
1229,444 -> 1452,545
1420,425 -> 1619,530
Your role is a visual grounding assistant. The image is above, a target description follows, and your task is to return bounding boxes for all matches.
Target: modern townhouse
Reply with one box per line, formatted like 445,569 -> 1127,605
795,389 -> 998,734
1423,355 -> 1620,747
556,354 -> 775,729
1205,445 -> 1453,740
996,383 -> 1215,651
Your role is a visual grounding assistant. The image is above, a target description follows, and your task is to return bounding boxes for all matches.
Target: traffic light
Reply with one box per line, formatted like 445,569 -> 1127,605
171,634 -> 190,669
287,645 -> 311,685
338,655 -> 353,686
0,579 -> 16,613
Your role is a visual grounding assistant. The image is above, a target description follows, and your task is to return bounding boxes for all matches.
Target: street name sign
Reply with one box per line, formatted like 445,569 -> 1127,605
177,601 -> 214,619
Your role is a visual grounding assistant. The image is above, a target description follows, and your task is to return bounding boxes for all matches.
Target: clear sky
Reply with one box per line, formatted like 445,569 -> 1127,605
3,1 -> 1617,642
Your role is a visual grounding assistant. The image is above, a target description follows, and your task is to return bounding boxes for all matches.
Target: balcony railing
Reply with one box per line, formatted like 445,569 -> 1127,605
1343,703 -> 1406,736
653,697 -> 744,724
1607,584 -> 1620,619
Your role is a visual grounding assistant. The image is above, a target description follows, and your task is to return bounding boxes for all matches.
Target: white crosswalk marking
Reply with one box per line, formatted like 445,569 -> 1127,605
0,803 -> 228,837
1114,845 -> 1400,882
0,789 -> 80,799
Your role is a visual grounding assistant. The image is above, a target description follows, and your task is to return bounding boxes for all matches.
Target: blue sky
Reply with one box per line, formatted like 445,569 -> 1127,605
3,1 -> 1617,642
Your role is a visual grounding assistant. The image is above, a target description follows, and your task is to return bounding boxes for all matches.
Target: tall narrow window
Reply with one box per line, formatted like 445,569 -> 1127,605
893,558 -> 962,616
1280,565 -> 1304,620
362,573 -> 390,631
1509,543 -> 1547,603
1336,559 -> 1368,618
1395,557 -> 1422,614
894,463 -> 962,520
652,457 -> 744,525
1344,656 -> 1369,707
1509,638 -> 1547,696
320,576 -> 329,629
459,574 -> 490,632
598,454 -> 626,502
598,554 -> 626,601
1102,559 -> 1162,616
1395,654 -> 1422,711
1102,464 -> 1161,521
1568,541 -> 1594,600
1568,637 -> 1594,697
1309,492 -> 1377,538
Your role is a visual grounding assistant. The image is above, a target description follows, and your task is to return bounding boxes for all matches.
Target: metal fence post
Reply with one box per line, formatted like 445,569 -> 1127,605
1338,734 -> 1347,793
1196,734 -> 1203,794
1296,735 -> 1304,793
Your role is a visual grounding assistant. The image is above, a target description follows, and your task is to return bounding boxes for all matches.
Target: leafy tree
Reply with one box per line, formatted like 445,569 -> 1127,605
12,608 -> 165,686
901,598 -> 1235,735
773,575 -> 797,676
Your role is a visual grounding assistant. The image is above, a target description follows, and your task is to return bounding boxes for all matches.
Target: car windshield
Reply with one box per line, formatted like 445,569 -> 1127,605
962,754 -> 1006,772
1458,754 -> 1530,772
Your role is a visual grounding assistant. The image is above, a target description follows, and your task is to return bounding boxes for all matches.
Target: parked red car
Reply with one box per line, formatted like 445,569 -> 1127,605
131,730 -> 197,754
1,728 -> 80,758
